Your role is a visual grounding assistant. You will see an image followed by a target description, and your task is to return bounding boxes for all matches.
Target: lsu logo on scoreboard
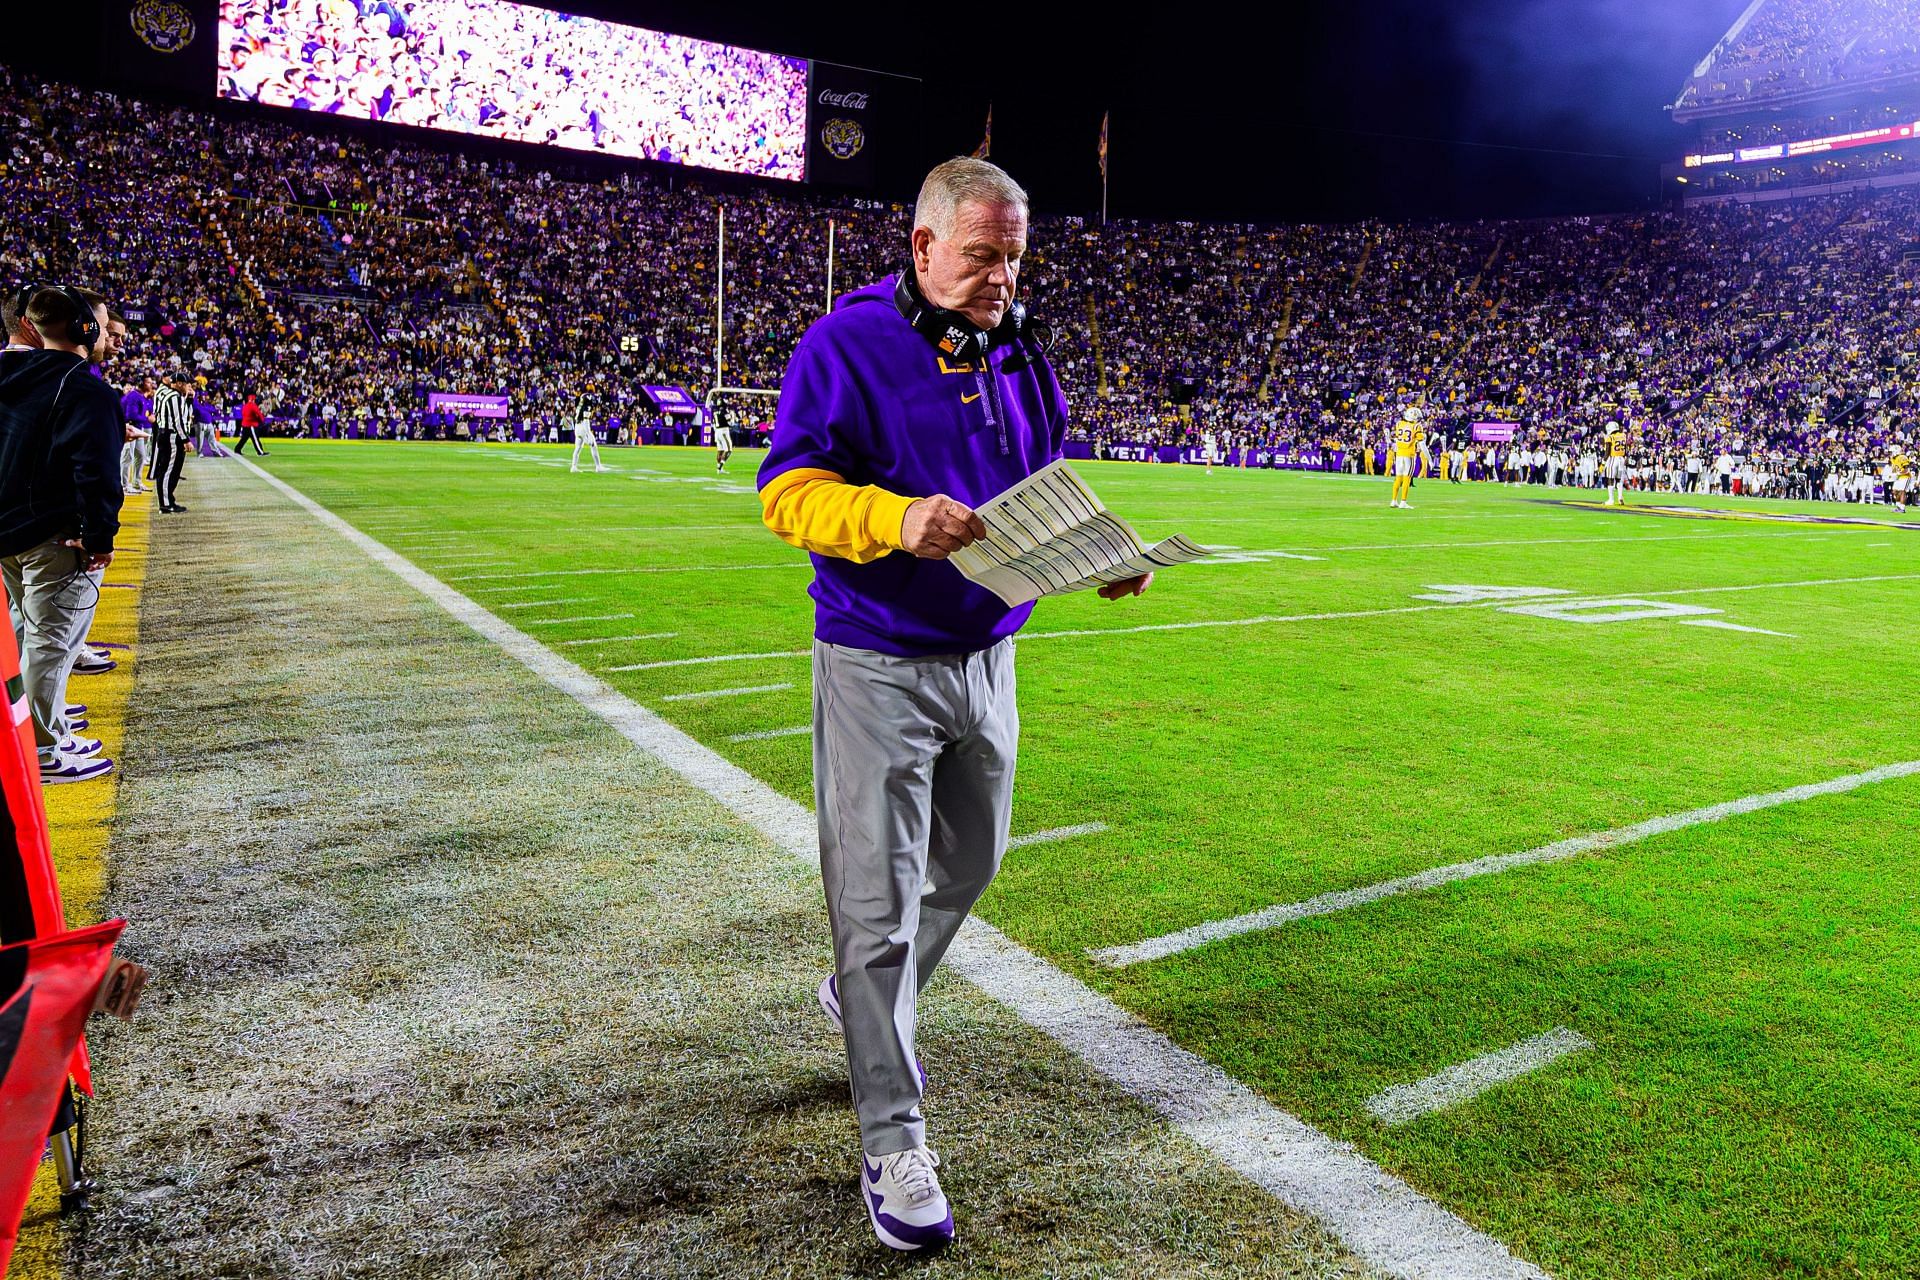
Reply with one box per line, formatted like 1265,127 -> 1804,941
130,0 -> 197,52
820,118 -> 866,161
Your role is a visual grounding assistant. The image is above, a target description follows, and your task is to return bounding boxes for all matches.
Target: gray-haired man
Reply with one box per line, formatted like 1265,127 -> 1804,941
759,158 -> 1149,1251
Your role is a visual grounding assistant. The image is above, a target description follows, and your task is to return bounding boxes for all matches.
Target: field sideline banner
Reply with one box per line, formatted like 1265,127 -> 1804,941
1064,441 -> 1348,470
428,393 -> 509,420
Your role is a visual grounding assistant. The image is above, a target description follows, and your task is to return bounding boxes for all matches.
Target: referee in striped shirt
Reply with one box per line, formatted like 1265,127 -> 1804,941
151,377 -> 192,513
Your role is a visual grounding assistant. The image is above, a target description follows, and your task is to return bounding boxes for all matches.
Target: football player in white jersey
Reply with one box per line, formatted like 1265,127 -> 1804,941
713,405 -> 734,475
570,401 -> 610,473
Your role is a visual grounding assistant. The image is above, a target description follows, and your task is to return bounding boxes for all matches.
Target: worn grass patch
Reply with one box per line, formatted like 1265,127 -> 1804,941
61,459 -> 1373,1279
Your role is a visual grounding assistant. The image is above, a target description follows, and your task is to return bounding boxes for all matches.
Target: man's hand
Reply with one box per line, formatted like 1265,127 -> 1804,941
1098,573 -> 1153,600
901,495 -> 988,559
62,539 -> 113,573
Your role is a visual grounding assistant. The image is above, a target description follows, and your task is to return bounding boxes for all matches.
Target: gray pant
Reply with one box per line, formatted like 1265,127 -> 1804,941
3,540 -> 99,763
812,638 -> 1018,1155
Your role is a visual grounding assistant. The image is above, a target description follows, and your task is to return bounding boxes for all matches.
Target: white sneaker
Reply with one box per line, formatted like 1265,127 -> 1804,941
861,1147 -> 953,1252
41,753 -> 114,784
59,735 -> 103,758
594,465 -> 612,473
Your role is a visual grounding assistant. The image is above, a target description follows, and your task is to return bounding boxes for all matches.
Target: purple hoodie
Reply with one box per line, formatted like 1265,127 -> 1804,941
119,387 -> 153,428
759,275 -> 1068,657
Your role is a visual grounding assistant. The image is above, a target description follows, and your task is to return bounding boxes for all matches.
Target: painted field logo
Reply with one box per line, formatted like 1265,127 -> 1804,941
820,118 -> 865,161
130,0 -> 196,52
1550,498 -> 1920,531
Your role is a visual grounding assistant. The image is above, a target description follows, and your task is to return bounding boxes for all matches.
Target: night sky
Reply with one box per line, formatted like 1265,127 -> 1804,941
615,0 -> 1748,222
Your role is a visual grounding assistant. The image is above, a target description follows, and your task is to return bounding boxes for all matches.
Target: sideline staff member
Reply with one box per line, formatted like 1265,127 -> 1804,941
758,158 -> 1149,1252
0,286 -> 123,782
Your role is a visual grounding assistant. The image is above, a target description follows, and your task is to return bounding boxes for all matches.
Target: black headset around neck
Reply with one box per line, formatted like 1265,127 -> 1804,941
893,267 -> 1034,365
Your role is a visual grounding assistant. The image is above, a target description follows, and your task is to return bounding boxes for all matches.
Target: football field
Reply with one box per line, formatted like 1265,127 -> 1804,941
249,440 -> 1919,1279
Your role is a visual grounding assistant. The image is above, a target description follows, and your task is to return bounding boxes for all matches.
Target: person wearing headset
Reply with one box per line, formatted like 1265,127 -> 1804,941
756,158 -> 1150,1254
0,286 -> 123,784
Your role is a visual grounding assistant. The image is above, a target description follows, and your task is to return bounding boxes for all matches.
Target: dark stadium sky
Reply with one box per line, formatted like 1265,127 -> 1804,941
619,0 -> 1748,222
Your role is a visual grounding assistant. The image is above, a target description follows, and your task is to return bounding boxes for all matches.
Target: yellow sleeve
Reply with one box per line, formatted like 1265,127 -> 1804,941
759,467 -> 921,565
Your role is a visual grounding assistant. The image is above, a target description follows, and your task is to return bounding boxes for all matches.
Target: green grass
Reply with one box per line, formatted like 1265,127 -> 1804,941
251,440 -> 1920,1279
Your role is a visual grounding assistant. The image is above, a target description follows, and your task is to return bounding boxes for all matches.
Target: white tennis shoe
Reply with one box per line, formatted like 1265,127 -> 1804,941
860,1147 -> 953,1252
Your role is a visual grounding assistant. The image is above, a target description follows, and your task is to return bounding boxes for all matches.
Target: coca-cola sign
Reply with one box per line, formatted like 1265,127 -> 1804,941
817,89 -> 871,110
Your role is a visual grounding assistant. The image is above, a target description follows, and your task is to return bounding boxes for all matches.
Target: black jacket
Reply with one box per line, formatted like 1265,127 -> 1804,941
0,349 -> 124,556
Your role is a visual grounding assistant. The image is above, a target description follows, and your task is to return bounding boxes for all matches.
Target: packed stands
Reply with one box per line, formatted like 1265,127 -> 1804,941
2,65 -> 1914,500
1673,0 -> 1920,120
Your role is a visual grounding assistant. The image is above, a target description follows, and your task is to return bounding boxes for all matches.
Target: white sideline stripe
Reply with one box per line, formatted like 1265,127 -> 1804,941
1090,759 -> 1920,968
519,613 -> 634,626
557,632 -> 678,647
661,683 -> 794,703
1009,822 -> 1111,849
726,724 -> 812,742
1365,1029 -> 1594,1127
448,563 -> 809,582
498,598 -> 590,610
234,456 -> 1547,1280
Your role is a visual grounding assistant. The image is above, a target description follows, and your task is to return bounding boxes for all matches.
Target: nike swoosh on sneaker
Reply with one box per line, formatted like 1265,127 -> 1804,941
864,1156 -> 885,1184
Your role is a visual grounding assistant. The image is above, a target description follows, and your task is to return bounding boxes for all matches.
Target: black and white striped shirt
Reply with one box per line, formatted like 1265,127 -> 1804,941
153,387 -> 194,436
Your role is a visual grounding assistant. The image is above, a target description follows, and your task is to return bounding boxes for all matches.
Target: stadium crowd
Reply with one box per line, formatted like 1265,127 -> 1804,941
2,63 -> 1915,505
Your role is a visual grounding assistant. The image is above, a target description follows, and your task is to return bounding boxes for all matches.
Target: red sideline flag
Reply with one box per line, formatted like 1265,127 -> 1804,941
0,920 -> 123,1274
0,598 -> 91,1096
1098,110 -> 1109,179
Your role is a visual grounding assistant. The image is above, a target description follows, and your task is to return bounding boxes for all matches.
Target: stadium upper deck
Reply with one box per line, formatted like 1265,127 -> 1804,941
1672,0 -> 1920,121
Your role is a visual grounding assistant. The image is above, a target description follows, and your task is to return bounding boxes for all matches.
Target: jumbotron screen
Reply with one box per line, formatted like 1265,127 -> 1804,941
215,0 -> 811,181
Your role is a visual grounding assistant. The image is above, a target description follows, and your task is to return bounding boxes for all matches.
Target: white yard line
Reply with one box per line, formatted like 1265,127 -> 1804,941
471,583 -> 565,595
585,569 -> 1918,671
1022,573 -> 1920,644
1008,822 -> 1111,849
1365,1029 -> 1594,1127
467,572 -> 1920,672
1090,759 -> 1920,968
1266,531 -> 1826,555
726,725 -> 813,742
235,457 -> 1548,1280
448,563 -> 809,582
661,683 -> 795,703
498,598 -> 590,610
1676,619 -> 1792,636
604,650 -> 808,672
518,613 -> 635,626
557,632 -> 679,647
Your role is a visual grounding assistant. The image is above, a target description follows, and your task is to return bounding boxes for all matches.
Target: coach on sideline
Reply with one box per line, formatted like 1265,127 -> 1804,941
757,157 -> 1150,1253
0,286 -> 123,783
